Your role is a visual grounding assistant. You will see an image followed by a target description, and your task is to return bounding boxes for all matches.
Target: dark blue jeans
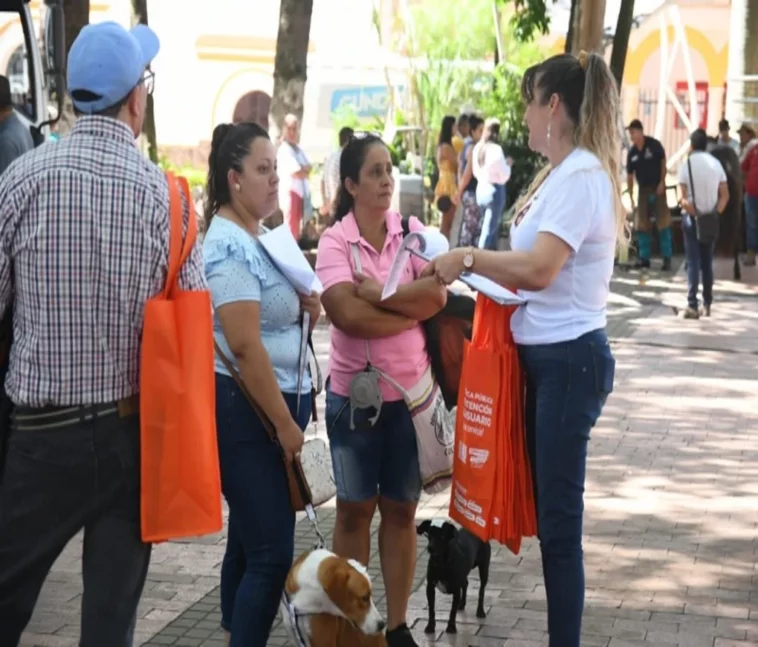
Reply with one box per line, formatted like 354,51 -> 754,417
518,329 -> 615,647
215,373 -> 311,646
476,182 -> 506,250
0,410 -> 150,647
682,214 -> 714,309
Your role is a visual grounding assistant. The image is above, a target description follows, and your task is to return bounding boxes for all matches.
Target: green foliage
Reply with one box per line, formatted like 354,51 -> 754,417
158,156 -> 206,191
477,38 -> 547,208
330,103 -> 362,139
501,0 -> 553,43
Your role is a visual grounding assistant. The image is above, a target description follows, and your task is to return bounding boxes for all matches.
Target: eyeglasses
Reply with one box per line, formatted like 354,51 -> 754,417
141,70 -> 155,96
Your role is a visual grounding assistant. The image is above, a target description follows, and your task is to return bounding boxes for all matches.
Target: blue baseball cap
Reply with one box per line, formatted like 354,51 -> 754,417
67,21 -> 160,114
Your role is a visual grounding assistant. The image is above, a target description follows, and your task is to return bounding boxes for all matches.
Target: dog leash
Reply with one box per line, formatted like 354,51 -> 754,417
304,503 -> 326,550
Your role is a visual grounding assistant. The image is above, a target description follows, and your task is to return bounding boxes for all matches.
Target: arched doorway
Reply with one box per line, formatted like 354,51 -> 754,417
233,91 -> 271,131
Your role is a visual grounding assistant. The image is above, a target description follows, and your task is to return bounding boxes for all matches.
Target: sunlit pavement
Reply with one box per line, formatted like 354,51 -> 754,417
20,257 -> 758,647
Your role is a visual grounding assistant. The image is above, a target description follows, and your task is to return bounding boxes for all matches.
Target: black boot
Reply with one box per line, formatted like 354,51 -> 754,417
662,257 -> 672,271
386,623 -> 419,647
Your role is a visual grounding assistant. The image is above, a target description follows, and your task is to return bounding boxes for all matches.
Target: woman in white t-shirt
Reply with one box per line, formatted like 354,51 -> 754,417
472,118 -> 512,250
423,51 -> 624,646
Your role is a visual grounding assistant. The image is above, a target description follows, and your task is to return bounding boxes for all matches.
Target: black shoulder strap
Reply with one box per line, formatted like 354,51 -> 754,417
687,156 -> 698,215
401,216 -> 411,238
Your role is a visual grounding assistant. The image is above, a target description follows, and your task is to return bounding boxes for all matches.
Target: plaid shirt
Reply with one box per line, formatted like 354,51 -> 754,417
0,116 -> 207,407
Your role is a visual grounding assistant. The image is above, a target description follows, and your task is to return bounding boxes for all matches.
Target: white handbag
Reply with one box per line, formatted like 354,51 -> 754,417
296,312 -> 337,507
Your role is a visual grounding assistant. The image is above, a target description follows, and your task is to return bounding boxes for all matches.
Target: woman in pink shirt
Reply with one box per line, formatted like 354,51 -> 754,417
316,134 -> 447,647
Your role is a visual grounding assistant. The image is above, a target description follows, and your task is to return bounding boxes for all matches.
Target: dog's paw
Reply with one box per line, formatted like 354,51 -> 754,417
476,607 -> 487,619
424,622 -> 436,634
445,624 -> 457,634
457,601 -> 467,612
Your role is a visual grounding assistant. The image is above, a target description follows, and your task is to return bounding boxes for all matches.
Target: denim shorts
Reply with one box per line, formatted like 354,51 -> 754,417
326,387 -> 422,503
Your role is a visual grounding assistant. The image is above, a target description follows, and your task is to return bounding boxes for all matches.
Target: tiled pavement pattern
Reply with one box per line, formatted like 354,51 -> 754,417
19,257 -> 758,647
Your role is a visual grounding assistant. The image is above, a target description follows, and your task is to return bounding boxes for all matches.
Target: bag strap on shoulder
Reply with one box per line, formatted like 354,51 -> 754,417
164,172 -> 198,297
686,156 -> 699,216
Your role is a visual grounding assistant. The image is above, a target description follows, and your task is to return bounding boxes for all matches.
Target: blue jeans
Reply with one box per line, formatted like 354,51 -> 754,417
682,214 -> 714,309
476,182 -> 506,250
744,194 -> 758,252
518,329 -> 615,647
325,387 -> 422,503
215,373 -> 311,645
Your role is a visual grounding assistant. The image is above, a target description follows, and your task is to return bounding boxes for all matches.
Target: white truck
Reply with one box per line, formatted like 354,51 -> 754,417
1,0 -> 65,145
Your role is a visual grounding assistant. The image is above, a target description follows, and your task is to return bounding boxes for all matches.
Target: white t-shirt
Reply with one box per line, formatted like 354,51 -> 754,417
277,141 -> 311,204
509,148 -> 616,345
677,151 -> 727,214
472,142 -> 511,185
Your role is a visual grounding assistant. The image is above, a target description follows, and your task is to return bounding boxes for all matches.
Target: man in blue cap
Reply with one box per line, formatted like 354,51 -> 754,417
0,21 -> 206,646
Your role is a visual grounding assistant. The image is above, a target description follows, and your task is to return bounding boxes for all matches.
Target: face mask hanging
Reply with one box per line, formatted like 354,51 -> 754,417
348,244 -> 383,430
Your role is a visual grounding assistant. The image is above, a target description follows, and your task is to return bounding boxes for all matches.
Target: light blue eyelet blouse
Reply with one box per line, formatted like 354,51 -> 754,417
203,216 -> 311,394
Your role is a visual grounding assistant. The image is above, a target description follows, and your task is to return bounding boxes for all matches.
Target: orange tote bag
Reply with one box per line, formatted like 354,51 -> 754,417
449,295 -> 507,542
449,294 -> 537,551
140,172 -> 221,543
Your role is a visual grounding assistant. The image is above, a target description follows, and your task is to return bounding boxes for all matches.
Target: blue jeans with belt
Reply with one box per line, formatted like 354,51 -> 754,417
476,182 -> 506,250
215,373 -> 311,646
518,329 -> 615,647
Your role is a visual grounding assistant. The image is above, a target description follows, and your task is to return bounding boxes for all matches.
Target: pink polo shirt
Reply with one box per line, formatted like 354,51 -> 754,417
316,210 -> 430,402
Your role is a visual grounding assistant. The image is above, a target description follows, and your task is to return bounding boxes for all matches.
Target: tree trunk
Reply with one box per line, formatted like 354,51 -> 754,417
130,0 -> 159,163
577,0 -> 606,54
609,0 -> 635,88
57,0 -> 90,134
268,0 -> 314,144
565,0 -> 579,54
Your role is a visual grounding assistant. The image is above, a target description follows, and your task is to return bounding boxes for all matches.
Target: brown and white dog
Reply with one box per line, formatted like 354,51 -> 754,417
280,548 -> 387,647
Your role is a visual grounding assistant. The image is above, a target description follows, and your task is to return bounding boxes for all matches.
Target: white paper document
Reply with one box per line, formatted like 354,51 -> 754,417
381,228 -> 524,306
258,225 -> 323,295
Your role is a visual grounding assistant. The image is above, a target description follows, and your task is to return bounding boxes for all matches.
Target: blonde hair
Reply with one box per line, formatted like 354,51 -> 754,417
513,51 -> 629,253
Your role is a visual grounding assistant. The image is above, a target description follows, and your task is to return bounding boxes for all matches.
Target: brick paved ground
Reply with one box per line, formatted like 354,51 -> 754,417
19,257 -> 758,647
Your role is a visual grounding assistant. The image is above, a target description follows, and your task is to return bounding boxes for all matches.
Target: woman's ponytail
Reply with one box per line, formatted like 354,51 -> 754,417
578,51 -> 628,252
333,186 -> 354,222
204,123 -> 234,228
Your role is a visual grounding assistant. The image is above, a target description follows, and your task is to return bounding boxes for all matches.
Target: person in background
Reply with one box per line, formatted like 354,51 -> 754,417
320,126 -> 354,223
715,119 -> 739,154
472,118 -> 511,250
277,113 -> 312,240
740,125 -> 758,267
455,115 -> 484,247
316,134 -> 446,647
678,128 -> 729,318
422,50 -> 620,647
0,75 -> 34,175
0,22 -> 203,646
451,113 -> 469,157
737,123 -> 757,163
203,122 -> 320,645
626,119 -> 672,270
435,115 -> 458,240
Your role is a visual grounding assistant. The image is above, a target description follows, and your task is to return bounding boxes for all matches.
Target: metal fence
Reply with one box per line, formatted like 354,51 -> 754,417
633,86 -> 706,160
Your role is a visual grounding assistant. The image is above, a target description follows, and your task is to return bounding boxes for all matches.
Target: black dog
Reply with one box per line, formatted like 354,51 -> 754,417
416,519 -> 491,634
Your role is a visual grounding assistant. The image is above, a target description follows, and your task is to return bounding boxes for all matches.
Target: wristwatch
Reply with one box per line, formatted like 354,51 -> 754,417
462,247 -> 475,272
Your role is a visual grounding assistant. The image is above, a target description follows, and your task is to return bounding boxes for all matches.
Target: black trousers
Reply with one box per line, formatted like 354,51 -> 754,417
0,409 -> 151,646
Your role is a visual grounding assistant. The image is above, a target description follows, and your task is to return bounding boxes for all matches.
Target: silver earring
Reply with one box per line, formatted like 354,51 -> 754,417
547,122 -> 552,150
234,183 -> 241,192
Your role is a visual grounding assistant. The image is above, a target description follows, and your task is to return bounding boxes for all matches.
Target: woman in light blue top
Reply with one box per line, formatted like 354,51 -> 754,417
202,122 -> 320,647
